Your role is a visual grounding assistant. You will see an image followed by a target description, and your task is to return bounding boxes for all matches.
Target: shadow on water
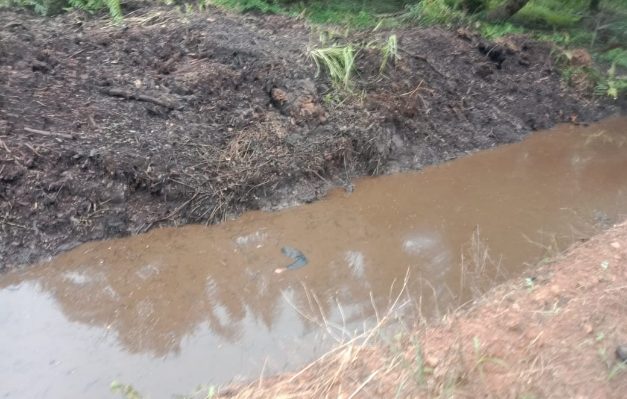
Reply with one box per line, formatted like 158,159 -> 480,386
1,117 -> 627,398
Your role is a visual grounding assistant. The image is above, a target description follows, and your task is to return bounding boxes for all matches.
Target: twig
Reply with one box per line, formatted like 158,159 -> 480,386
0,218 -> 30,230
0,138 -> 11,153
67,49 -> 86,59
24,143 -> 41,156
24,127 -> 74,140
401,80 -> 425,97
100,87 -> 183,110
347,370 -> 379,399
3,22 -> 23,29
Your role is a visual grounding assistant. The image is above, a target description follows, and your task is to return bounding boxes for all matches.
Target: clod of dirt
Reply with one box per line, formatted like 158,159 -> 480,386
569,48 -> 593,68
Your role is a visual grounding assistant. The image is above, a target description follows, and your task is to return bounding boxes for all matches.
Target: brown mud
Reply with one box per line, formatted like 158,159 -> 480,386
0,4 -> 620,268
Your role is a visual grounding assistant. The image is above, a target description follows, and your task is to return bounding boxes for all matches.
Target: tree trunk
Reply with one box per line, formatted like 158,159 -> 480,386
487,0 -> 531,22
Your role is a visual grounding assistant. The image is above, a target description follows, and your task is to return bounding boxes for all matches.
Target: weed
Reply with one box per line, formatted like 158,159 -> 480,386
471,336 -> 508,389
595,62 -> 627,99
185,384 -> 218,398
110,381 -> 143,399
524,276 -> 536,290
0,0 -> 63,15
209,0 -> 281,14
70,0 -> 122,21
598,346 -> 627,381
1,0 -> 122,20
513,2 -> 581,28
403,0 -> 467,26
409,337 -> 433,385
289,0 -> 412,27
460,227 -> 503,299
478,21 -> 525,39
310,45 -> 356,89
600,48 -> 627,69
379,34 -> 399,73
608,362 -> 627,380
110,380 -> 218,399
210,0 -> 411,27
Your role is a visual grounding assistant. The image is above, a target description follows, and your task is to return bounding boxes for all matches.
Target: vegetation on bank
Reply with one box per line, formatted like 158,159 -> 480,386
0,0 -> 122,20
230,0 -> 626,99
3,0 -> 623,99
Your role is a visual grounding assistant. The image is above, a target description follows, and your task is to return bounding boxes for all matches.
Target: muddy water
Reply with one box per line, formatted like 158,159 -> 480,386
2,117 -> 627,398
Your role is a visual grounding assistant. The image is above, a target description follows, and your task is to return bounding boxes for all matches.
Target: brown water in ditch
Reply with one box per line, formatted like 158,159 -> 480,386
2,117 -> 627,398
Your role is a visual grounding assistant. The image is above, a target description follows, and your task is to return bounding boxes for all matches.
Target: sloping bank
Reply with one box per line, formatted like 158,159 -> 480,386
219,220 -> 627,398
0,4 -> 619,268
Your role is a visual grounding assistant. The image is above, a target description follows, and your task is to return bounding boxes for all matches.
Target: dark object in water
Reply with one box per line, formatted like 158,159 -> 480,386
617,345 -> 627,363
274,246 -> 308,273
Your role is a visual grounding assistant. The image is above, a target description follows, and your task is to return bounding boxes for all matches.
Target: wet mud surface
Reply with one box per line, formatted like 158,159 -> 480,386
1,118 -> 626,398
0,5 -> 619,267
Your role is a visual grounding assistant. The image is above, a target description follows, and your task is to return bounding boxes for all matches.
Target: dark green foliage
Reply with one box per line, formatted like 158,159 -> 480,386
211,0 -> 283,14
69,0 -> 122,20
2,0 -> 625,98
1,0 -> 122,19
213,0 -> 412,27
460,0 -> 487,13
1,0 -> 66,15
487,0 -> 530,21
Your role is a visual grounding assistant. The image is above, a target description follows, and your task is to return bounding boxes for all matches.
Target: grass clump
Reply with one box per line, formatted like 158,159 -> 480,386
288,0 -> 412,27
403,0 -> 467,27
209,0 -> 282,14
599,48 -> 627,69
477,21 -> 525,39
110,381 -> 143,399
70,0 -> 122,20
310,33 -> 399,92
210,0 -> 412,27
0,0 -> 64,15
379,34 -> 399,73
512,1 -> 581,28
595,62 -> 627,100
310,45 -> 357,89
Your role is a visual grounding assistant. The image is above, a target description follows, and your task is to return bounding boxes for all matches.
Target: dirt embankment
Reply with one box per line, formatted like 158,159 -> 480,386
0,5 -> 617,268
223,221 -> 627,398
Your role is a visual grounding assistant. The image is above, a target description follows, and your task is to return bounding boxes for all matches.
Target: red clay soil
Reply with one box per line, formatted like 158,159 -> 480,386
224,221 -> 627,398
418,222 -> 627,398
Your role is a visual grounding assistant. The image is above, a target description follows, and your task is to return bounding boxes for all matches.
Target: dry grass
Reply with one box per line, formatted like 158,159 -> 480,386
218,271 -> 425,399
215,261 -> 507,399
459,226 -> 504,299
174,125 -> 352,224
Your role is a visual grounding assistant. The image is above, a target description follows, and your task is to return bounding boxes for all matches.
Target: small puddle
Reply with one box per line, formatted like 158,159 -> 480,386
2,117 -> 627,398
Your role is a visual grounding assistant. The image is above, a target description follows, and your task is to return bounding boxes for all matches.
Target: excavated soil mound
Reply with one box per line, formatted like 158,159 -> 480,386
0,5 -> 615,267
